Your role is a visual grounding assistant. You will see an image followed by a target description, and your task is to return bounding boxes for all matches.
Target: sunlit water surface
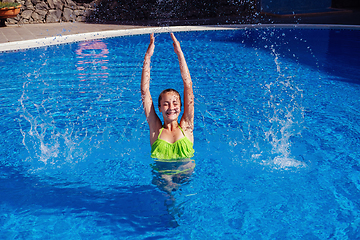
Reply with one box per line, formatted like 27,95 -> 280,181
1,28 -> 360,239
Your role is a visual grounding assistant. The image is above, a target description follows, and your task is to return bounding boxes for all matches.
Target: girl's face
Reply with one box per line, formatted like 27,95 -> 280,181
159,92 -> 181,122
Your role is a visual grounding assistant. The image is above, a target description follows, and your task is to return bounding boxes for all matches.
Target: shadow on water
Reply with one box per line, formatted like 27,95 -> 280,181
0,164 -> 178,237
207,27 -> 360,84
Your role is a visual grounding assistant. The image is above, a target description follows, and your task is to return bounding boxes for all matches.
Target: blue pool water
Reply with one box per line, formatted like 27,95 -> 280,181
1,27 -> 360,239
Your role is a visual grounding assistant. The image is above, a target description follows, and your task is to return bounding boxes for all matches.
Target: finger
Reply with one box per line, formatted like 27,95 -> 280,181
170,33 -> 177,42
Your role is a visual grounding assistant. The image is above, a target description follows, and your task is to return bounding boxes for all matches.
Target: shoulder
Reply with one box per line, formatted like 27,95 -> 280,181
180,120 -> 194,143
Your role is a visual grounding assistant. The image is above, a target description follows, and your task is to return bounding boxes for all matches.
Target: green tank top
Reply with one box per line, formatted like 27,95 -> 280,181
151,126 -> 194,160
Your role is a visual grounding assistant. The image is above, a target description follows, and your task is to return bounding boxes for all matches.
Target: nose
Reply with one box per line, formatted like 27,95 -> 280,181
167,102 -> 174,109
168,103 -> 178,111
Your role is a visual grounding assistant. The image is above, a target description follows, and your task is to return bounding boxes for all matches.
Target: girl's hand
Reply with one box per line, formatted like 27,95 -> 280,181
145,33 -> 155,58
170,33 -> 182,55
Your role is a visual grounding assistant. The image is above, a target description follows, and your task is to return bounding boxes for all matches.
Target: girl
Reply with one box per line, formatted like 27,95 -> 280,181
141,33 -> 195,193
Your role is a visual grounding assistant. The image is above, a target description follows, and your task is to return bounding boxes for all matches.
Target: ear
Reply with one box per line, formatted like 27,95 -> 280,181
158,106 -> 162,112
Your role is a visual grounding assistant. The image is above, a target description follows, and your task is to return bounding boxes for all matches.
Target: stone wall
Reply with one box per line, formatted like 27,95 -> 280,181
5,0 -> 96,24
4,0 -> 256,25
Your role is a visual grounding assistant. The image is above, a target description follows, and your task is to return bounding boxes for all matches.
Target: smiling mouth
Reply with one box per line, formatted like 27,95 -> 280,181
166,110 -> 178,115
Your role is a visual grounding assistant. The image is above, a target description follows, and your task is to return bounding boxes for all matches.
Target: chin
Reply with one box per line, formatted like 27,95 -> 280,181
165,114 -> 179,121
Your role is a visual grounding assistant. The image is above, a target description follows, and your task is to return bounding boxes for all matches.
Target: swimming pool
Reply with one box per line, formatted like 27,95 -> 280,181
1,26 -> 360,239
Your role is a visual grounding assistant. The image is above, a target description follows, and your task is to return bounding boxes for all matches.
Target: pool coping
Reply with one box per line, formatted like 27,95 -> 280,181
1,24 -> 360,52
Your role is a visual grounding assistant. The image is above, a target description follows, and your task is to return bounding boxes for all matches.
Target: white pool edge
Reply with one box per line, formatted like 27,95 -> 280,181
1,24 -> 360,52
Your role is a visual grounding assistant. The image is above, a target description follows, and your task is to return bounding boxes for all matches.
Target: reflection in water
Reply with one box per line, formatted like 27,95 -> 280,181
75,40 -> 109,84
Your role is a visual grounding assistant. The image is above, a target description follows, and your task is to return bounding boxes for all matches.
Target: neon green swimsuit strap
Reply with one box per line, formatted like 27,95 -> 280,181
157,127 -> 164,138
158,125 -> 183,139
178,125 -> 185,135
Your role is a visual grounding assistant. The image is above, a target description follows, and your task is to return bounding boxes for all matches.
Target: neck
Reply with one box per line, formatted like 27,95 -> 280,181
163,120 -> 178,130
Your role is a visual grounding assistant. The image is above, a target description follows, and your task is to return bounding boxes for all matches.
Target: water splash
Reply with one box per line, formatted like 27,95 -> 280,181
261,45 -> 306,169
16,41 -> 112,172
17,82 -> 91,169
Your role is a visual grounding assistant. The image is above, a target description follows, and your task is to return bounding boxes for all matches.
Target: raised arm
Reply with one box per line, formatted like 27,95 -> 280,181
141,34 -> 161,144
171,33 -> 194,140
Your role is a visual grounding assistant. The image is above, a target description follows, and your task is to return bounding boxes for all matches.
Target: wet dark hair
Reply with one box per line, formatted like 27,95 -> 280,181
158,88 -> 182,108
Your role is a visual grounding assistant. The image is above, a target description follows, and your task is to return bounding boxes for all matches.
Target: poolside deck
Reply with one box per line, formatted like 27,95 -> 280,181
0,22 -> 149,44
0,9 -> 359,45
